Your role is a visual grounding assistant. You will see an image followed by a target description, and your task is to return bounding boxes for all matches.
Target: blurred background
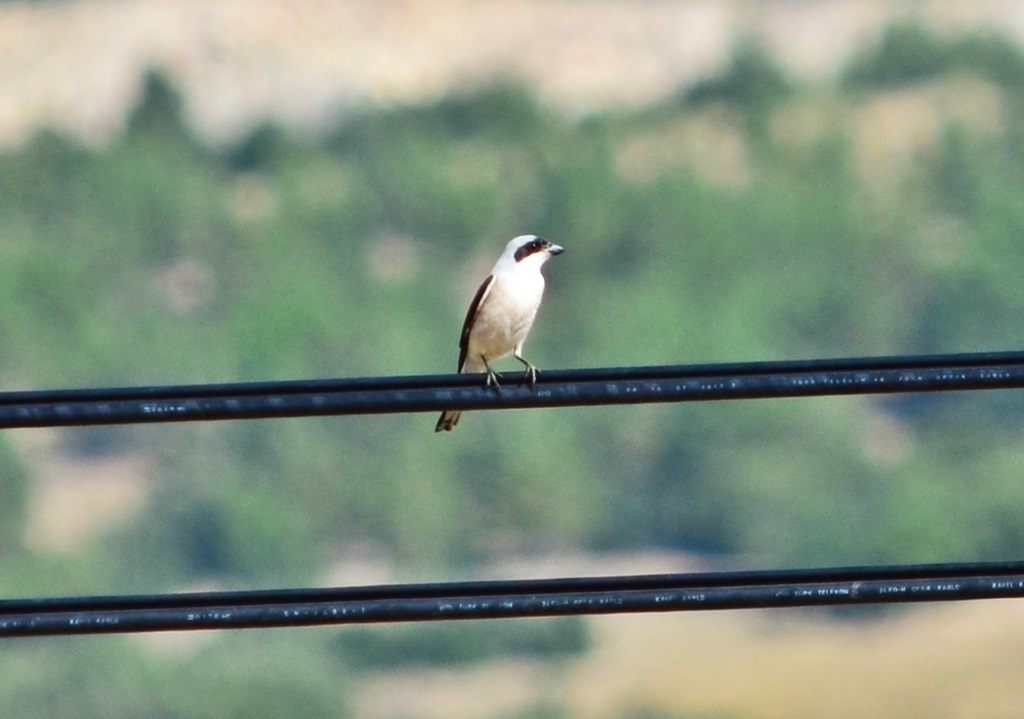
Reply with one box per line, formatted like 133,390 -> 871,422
3,0 -> 1024,716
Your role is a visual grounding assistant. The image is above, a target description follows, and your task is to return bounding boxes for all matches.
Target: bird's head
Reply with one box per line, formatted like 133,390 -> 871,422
494,234 -> 564,273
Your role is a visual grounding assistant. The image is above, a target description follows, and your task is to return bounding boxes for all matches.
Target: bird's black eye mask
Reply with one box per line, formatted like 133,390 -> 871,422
514,237 -> 547,262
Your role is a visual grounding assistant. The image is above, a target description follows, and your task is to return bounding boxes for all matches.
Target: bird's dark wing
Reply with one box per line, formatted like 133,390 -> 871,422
457,274 -> 495,372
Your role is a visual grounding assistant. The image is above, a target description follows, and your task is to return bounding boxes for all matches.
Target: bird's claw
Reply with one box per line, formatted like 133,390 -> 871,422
485,367 -> 502,388
523,365 -> 538,386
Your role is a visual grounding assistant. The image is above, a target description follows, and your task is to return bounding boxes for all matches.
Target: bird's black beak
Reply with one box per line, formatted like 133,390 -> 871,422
548,244 -> 565,256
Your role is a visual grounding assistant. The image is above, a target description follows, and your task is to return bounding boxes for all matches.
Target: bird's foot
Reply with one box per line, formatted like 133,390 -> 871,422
514,351 -> 538,386
485,366 -> 502,388
522,364 -> 538,386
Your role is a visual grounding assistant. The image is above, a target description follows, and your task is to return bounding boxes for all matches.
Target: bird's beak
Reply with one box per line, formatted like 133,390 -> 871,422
548,244 -> 565,256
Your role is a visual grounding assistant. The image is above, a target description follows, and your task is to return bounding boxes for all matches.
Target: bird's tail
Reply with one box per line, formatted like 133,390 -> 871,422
435,410 -> 461,432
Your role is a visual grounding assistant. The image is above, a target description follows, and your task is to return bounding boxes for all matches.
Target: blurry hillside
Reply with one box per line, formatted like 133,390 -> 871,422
3,0 -> 1024,145
2,4 -> 1024,718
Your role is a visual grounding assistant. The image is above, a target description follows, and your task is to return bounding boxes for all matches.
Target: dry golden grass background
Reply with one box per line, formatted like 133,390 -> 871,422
3,0 -> 1024,146
348,591 -> 1024,719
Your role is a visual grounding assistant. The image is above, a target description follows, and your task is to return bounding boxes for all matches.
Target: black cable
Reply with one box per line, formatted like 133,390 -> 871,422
0,357 -> 1020,636
3,350 -> 1024,428
1,560 -> 1023,636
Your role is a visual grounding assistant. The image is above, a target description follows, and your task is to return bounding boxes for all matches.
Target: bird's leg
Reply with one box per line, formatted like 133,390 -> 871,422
482,357 -> 501,388
514,346 -> 538,386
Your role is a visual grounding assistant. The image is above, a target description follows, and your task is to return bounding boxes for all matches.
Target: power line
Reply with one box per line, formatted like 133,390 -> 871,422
2,560 -> 1023,636
2,350 -> 1024,428
3,354 -> 1024,637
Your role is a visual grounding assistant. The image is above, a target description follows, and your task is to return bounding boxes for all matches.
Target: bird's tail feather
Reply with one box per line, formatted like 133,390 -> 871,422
435,410 -> 461,432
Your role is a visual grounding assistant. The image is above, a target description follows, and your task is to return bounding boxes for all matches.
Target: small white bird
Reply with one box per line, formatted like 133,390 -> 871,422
435,234 -> 564,432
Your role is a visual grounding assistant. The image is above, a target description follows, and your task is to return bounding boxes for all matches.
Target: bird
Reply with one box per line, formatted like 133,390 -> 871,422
435,234 -> 564,432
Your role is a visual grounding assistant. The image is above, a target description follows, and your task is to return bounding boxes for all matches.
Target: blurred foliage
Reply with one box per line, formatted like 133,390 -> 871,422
2,21 -> 1024,716
686,41 -> 792,107
843,22 -> 957,88
334,617 -> 588,668
0,634 -> 350,718
844,22 -> 1024,92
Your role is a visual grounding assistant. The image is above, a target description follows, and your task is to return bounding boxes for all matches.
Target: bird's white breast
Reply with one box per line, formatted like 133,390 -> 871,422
466,269 -> 545,367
